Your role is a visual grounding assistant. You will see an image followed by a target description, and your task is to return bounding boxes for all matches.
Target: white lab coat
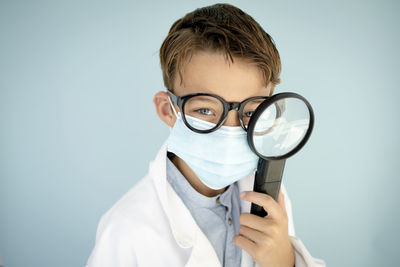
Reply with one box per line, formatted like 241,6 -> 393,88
86,139 -> 325,267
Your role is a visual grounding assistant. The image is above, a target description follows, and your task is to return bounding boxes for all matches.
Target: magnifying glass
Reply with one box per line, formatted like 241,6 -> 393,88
246,92 -> 314,217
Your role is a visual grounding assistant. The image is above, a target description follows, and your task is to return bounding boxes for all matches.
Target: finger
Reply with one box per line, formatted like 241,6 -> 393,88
240,191 -> 283,220
239,213 -> 269,233
239,213 -> 280,236
233,234 -> 257,258
238,225 -> 268,244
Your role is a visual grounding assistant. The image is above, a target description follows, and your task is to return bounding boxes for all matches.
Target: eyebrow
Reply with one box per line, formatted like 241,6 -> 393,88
184,87 -> 269,102
185,87 -> 214,94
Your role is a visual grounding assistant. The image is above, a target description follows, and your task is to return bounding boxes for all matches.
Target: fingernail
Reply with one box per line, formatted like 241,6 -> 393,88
240,192 -> 246,198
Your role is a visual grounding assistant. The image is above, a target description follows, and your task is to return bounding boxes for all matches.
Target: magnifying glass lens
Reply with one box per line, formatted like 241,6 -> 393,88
254,108 -> 276,134
252,97 -> 311,158
248,93 -> 314,215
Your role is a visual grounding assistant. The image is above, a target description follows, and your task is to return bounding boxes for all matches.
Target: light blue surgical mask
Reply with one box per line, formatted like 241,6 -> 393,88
167,99 -> 259,190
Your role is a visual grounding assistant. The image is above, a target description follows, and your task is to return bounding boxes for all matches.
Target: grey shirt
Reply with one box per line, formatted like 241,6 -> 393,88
166,154 -> 242,267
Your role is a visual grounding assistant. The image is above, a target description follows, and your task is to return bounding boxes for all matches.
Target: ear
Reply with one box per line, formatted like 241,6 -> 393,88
153,91 -> 178,127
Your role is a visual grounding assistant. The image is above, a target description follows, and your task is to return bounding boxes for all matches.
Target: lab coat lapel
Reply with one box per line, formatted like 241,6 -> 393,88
238,173 -> 257,267
151,140 -> 221,267
166,177 -> 221,267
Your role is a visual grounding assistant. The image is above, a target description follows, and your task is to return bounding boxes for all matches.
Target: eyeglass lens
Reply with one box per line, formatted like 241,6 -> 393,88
182,95 -> 265,131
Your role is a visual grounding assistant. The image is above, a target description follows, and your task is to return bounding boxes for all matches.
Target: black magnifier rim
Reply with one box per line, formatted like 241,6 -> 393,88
247,92 -> 315,161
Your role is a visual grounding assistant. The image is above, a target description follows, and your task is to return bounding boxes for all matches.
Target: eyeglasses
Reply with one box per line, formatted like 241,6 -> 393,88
167,89 -> 269,133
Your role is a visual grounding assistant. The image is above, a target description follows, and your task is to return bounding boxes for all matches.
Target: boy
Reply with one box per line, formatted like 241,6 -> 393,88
86,3 -> 325,267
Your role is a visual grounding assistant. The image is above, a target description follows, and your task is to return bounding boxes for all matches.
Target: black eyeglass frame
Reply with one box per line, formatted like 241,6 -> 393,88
167,89 -> 269,134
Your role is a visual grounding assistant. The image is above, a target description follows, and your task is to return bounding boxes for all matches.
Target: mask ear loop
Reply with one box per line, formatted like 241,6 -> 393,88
168,96 -> 179,118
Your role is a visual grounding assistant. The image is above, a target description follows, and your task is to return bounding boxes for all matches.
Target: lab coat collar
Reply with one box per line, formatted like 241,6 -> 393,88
150,139 -> 255,267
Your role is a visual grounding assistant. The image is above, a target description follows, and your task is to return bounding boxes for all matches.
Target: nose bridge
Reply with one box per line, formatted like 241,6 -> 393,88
223,102 -> 241,126
228,102 -> 240,111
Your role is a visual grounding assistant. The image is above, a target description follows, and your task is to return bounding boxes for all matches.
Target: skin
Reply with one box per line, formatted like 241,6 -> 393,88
153,50 -> 295,267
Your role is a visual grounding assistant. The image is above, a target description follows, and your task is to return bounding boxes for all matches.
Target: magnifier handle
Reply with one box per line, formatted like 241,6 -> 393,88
251,159 -> 286,217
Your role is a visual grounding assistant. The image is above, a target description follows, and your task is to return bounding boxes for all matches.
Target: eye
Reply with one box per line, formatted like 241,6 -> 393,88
196,108 -> 213,116
244,111 -> 255,118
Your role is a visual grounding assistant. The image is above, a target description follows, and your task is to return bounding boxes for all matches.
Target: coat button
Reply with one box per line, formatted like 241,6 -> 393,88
228,218 -> 232,225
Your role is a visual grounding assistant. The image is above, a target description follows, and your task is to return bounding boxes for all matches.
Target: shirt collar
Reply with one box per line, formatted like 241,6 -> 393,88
150,139 -> 255,248
166,156 -> 236,209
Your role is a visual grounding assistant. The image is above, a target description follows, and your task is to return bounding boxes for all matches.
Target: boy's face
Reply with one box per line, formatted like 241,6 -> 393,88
173,50 -> 272,127
154,50 -> 272,129
153,49 -> 273,196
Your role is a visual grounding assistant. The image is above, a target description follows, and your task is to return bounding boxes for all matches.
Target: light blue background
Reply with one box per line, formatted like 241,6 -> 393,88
1,0 -> 399,266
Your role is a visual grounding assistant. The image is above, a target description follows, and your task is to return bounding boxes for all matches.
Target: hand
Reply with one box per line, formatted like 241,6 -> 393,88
233,190 -> 295,267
